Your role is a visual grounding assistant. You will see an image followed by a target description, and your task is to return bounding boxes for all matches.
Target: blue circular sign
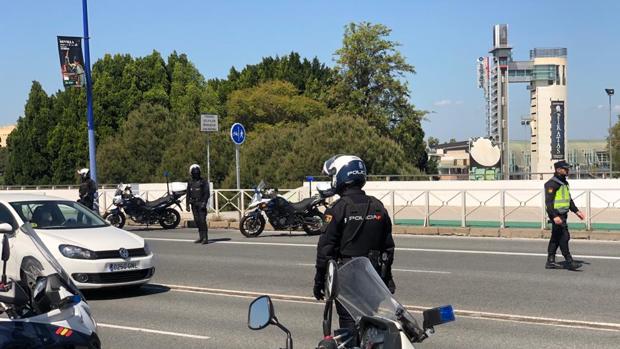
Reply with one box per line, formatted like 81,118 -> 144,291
230,123 -> 246,145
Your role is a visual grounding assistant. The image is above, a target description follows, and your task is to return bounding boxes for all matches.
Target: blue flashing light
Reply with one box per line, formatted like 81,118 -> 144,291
439,305 -> 455,323
306,176 -> 315,182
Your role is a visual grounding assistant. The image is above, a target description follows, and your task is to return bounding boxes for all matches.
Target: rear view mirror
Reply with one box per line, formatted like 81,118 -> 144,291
248,295 -> 273,330
423,305 -> 455,330
0,223 -> 13,234
325,260 -> 338,301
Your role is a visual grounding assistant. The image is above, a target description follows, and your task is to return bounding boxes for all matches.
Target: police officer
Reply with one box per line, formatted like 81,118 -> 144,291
313,155 -> 395,339
77,168 -> 97,211
186,164 -> 210,244
545,160 -> 585,270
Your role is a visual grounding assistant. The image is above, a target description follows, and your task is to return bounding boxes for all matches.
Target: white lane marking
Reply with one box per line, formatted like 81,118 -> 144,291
155,284 -> 620,332
145,238 -> 620,261
98,323 -> 210,340
295,263 -> 451,274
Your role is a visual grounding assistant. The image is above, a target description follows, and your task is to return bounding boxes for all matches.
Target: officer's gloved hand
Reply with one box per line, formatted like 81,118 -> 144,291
313,282 -> 325,300
387,279 -> 396,294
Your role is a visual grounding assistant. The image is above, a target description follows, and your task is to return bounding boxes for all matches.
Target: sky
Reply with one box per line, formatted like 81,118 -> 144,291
1,0 -> 618,142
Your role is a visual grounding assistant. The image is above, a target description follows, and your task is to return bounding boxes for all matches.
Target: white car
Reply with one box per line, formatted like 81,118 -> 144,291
0,193 -> 154,289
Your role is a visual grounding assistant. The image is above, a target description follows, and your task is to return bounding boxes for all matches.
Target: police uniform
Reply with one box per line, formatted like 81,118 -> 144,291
544,169 -> 579,268
78,178 -> 97,211
314,186 -> 395,331
187,176 -> 210,244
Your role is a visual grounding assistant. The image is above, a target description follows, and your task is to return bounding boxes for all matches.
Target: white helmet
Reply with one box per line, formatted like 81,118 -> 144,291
77,168 -> 90,179
189,164 -> 201,174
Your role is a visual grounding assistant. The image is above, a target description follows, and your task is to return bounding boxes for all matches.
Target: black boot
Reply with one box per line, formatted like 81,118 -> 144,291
545,254 -> 558,269
195,231 -> 205,243
194,238 -> 203,243
201,234 -> 209,244
564,255 -> 582,270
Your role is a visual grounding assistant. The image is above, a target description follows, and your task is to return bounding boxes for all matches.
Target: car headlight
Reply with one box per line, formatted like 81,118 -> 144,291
143,242 -> 151,255
59,245 -> 97,259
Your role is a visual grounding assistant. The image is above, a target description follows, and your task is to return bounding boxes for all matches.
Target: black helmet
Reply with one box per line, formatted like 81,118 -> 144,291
322,155 -> 367,195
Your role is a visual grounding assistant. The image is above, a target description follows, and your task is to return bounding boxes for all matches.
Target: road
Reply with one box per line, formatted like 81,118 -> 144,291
83,228 -> 620,348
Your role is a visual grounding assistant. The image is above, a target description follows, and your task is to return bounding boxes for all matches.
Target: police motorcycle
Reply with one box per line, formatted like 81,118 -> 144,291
0,222 -> 100,348
248,257 -> 455,349
240,181 -> 328,237
103,181 -> 186,230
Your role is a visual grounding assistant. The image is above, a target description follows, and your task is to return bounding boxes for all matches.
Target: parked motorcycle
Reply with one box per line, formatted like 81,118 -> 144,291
240,181 -> 328,237
248,257 -> 455,349
103,183 -> 186,229
0,222 -> 100,348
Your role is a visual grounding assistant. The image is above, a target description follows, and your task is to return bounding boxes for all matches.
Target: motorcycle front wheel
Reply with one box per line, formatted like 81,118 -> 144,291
103,211 -> 126,229
240,214 -> 265,238
159,208 -> 181,229
303,211 -> 325,235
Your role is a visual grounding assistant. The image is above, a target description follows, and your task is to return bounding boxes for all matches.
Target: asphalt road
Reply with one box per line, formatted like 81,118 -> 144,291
83,228 -> 620,349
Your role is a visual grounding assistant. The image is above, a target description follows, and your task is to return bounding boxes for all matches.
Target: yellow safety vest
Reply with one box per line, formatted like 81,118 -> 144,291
551,177 -> 571,214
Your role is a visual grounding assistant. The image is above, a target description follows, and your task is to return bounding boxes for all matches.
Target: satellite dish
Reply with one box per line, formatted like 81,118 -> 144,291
470,138 -> 501,167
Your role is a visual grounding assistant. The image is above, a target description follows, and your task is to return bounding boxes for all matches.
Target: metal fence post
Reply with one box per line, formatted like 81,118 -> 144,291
215,190 -> 220,216
239,189 -> 245,221
586,190 -> 592,231
499,190 -> 506,229
424,190 -> 430,227
461,190 -> 466,228
391,191 -> 396,220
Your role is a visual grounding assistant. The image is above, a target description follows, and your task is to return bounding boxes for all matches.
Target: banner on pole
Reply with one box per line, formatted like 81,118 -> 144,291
57,36 -> 85,88
550,101 -> 565,160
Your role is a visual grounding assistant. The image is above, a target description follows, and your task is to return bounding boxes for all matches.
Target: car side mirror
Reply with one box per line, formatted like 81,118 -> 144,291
422,305 -> 455,330
248,295 -> 274,330
0,223 -> 13,235
325,260 -> 338,301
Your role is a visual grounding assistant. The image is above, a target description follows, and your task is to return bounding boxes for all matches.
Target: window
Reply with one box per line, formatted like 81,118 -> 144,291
10,201 -> 107,230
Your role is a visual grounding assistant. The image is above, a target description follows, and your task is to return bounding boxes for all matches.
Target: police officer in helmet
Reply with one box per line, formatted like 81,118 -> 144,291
77,168 -> 97,211
186,164 -> 210,244
313,155 -> 395,341
544,160 -> 585,270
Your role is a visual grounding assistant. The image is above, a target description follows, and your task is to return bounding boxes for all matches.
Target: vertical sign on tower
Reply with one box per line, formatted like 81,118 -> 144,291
550,101 -> 565,160
57,36 -> 85,88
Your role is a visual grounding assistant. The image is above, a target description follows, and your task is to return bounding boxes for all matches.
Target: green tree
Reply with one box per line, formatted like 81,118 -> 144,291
5,82 -> 56,184
611,115 -> 620,174
226,81 -> 328,130
427,136 -> 440,149
329,22 -> 428,170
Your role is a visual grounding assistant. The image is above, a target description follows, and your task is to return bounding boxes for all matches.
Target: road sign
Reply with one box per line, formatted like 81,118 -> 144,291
201,114 -> 219,132
230,123 -> 246,145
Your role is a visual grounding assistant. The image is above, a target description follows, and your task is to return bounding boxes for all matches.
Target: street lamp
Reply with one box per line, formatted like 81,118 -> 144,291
606,88 -> 615,177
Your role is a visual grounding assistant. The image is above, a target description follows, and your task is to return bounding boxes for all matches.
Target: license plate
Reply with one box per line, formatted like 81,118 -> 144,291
108,262 -> 139,272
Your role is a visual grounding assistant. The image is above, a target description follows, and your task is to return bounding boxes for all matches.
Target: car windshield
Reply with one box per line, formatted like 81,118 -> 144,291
10,200 -> 108,229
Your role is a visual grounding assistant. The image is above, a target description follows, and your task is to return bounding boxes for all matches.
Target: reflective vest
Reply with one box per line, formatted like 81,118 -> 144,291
551,177 -> 571,214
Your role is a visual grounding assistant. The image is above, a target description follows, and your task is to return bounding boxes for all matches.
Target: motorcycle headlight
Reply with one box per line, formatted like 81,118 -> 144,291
59,245 -> 97,259
143,242 -> 151,255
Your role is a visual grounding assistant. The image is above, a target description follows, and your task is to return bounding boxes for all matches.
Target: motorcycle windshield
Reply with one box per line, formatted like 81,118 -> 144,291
256,180 -> 266,192
18,223 -> 82,296
336,257 -> 418,327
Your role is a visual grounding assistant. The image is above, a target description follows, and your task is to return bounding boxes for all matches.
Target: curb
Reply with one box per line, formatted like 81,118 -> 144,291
392,225 -> 620,241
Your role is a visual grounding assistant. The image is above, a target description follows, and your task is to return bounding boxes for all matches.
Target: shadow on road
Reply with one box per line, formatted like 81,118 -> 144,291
207,238 -> 232,243
83,283 -> 170,301
251,232 -> 313,239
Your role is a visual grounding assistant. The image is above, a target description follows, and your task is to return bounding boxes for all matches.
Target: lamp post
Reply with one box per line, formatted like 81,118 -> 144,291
82,0 -> 97,183
606,88 -> 615,177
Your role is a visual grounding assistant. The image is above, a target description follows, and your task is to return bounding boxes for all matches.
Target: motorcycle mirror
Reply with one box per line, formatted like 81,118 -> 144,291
248,295 -> 274,330
422,305 -> 455,330
325,260 -> 339,301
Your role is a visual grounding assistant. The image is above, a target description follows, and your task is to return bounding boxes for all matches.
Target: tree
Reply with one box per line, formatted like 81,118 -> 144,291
329,22 -> 428,170
226,81 -> 328,130
427,137 -> 440,149
611,115 -> 620,173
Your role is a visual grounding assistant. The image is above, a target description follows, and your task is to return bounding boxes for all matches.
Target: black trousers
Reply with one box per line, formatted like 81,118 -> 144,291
548,214 -> 572,261
335,300 -> 357,347
191,204 -> 208,241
